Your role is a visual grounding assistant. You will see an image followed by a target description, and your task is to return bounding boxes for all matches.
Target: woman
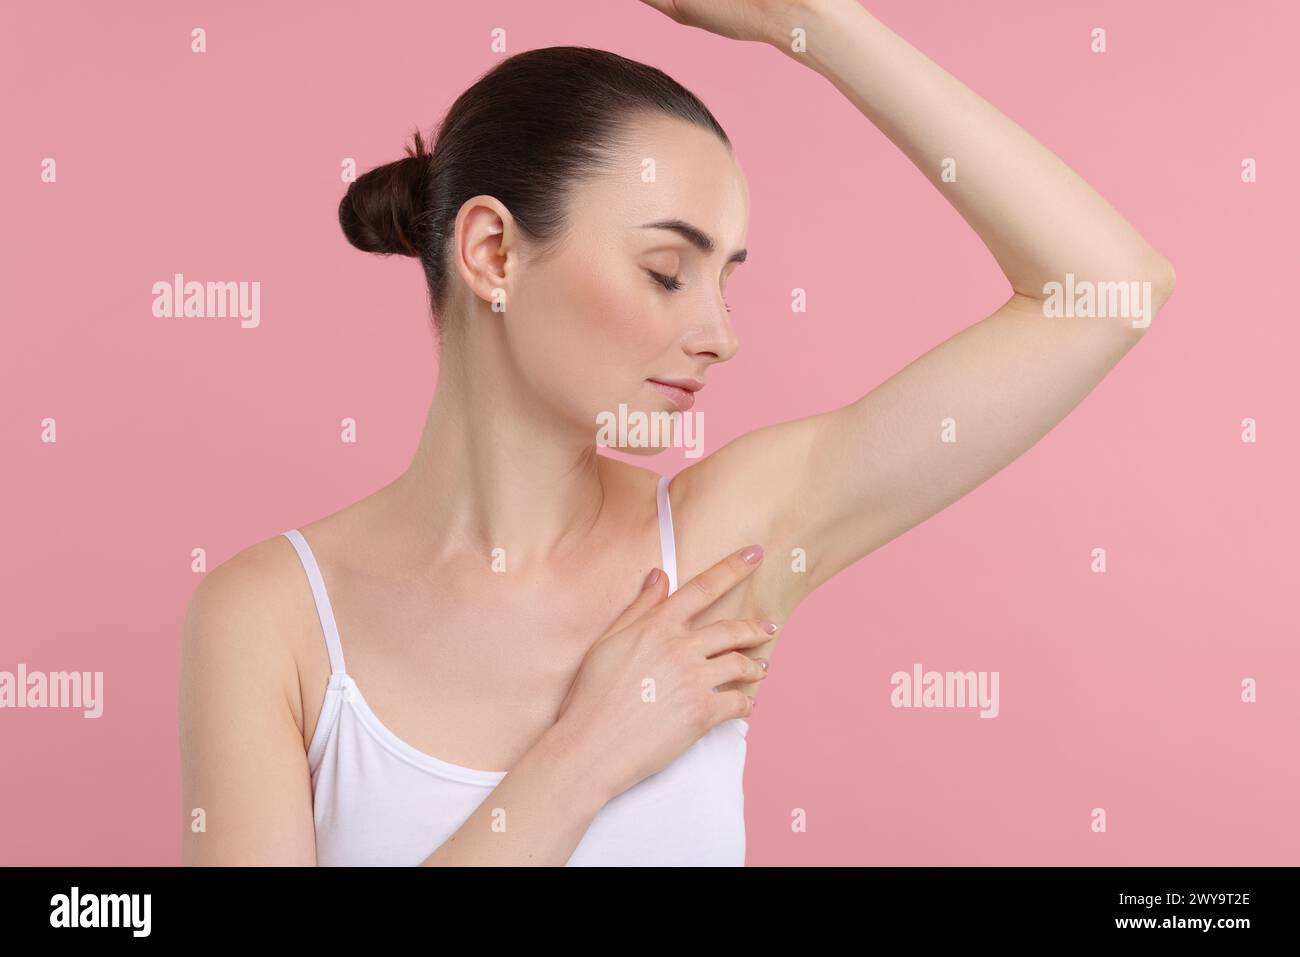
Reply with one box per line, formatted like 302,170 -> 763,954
179,0 -> 1175,866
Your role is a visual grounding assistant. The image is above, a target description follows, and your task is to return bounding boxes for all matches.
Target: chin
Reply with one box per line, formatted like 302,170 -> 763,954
611,442 -> 670,457
592,399 -> 688,456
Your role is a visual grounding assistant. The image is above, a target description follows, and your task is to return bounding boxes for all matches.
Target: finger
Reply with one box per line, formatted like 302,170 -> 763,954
703,650 -> 769,689
603,567 -> 668,636
659,544 -> 765,622
711,689 -> 755,725
691,618 -> 779,658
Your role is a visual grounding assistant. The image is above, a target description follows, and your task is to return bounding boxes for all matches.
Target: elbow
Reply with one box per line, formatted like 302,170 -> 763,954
1030,254 -> 1176,331
1121,255 -> 1175,332
1148,256 -> 1176,315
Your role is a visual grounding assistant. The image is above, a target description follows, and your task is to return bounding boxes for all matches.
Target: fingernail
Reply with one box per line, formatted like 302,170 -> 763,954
645,568 -> 661,587
757,658 -> 770,671
741,545 -> 764,564
762,621 -> 779,635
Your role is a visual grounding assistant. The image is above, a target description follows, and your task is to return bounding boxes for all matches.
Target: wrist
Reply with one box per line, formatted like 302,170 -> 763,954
765,0 -> 839,52
531,719 -> 614,816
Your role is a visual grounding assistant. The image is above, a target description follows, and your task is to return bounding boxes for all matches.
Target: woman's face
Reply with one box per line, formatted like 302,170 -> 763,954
501,114 -> 750,454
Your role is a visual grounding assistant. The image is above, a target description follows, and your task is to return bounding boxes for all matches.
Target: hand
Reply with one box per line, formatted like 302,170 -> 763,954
637,0 -> 813,47
554,544 -> 775,801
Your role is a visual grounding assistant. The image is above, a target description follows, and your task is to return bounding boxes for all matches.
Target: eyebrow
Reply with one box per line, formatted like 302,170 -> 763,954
639,219 -> 747,265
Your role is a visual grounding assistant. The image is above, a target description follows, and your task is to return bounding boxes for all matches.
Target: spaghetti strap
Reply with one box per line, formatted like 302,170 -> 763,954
656,475 -> 679,595
282,529 -> 348,676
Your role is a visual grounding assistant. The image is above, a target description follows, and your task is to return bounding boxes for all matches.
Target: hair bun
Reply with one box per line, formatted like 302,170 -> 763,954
338,128 -> 431,258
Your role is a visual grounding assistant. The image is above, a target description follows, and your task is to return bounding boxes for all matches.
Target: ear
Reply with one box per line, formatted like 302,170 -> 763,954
451,195 -> 516,313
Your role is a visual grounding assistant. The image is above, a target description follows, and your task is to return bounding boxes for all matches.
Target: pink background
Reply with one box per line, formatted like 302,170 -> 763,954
3,0 -> 1297,866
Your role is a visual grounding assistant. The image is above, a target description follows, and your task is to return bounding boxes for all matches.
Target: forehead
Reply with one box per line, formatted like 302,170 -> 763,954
574,113 -> 749,248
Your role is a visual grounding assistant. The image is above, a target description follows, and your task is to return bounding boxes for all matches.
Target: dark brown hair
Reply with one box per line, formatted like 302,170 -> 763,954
337,46 -> 730,329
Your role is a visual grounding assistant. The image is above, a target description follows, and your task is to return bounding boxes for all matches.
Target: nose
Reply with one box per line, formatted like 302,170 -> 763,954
685,304 -> 739,364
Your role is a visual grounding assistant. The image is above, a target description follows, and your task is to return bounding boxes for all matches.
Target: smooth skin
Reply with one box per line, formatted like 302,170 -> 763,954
180,0 -> 1175,865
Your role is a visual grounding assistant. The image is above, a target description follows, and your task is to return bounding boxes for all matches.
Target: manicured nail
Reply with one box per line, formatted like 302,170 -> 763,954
645,568 -> 661,587
762,621 -> 779,635
757,658 -> 770,671
741,545 -> 764,563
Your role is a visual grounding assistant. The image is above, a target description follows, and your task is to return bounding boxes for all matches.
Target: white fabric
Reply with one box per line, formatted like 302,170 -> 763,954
281,474 -> 748,866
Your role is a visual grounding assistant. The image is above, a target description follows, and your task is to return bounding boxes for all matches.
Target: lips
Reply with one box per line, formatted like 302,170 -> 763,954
647,379 -> 698,411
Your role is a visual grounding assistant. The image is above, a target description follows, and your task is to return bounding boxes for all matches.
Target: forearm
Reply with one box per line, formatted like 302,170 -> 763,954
419,722 -> 610,866
772,0 -> 1174,300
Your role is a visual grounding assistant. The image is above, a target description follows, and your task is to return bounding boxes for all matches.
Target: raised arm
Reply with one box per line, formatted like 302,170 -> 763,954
644,0 -> 1176,615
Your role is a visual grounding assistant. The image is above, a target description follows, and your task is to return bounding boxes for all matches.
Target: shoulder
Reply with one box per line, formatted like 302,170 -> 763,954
662,425 -> 819,620
178,533 -> 324,864
184,533 -> 307,642
666,446 -> 801,557
180,532 -> 315,723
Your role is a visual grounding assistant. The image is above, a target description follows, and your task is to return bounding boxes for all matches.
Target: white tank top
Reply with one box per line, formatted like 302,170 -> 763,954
281,475 -> 749,866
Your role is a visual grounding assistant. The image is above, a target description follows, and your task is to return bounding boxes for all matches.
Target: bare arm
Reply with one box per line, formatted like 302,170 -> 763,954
645,0 -> 1176,616
418,723 -> 608,866
179,545 -> 318,865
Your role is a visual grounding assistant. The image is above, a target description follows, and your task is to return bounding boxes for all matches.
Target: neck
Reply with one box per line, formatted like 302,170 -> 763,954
390,324 -> 609,564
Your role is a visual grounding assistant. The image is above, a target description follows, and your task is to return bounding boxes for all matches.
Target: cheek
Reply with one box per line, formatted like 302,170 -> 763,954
555,264 -> 661,371
512,254 -> 666,420
602,296 -> 659,355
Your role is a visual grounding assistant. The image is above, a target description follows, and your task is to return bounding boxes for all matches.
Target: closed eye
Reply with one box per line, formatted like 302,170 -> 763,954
646,269 -> 732,313
646,269 -> 684,292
